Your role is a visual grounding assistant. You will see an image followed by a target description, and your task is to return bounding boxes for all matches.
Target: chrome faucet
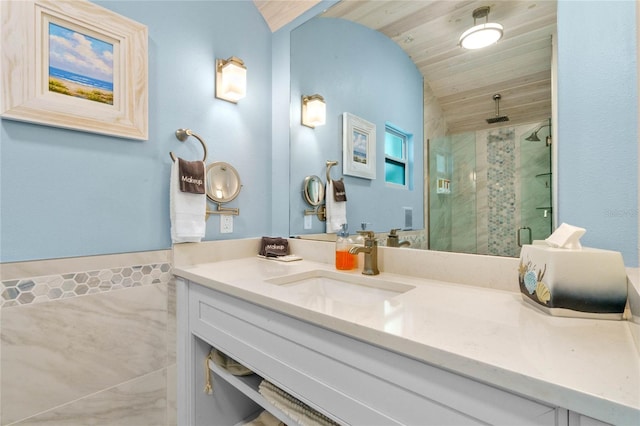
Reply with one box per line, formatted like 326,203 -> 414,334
387,229 -> 411,248
349,231 -> 380,275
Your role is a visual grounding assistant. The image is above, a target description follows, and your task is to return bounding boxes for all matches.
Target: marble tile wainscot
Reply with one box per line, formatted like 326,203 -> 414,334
0,250 -> 177,426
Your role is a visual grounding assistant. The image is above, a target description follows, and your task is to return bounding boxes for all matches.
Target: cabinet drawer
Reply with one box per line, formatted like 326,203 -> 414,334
189,283 -> 558,426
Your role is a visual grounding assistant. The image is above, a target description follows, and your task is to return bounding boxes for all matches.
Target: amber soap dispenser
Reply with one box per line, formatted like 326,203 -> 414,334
335,224 -> 357,270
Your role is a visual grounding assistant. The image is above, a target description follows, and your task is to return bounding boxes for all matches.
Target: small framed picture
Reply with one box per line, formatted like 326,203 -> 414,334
342,112 -> 376,179
0,0 -> 148,140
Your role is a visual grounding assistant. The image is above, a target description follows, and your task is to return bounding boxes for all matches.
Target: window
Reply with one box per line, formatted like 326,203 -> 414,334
384,124 -> 411,187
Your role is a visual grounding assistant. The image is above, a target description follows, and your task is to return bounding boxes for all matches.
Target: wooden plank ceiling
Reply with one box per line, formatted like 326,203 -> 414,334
255,0 -> 556,134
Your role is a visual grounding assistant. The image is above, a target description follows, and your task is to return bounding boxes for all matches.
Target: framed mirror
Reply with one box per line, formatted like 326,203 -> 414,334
289,0 -> 557,257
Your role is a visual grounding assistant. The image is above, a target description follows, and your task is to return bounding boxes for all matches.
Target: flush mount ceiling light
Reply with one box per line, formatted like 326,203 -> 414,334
216,56 -> 246,103
459,6 -> 503,50
301,94 -> 326,128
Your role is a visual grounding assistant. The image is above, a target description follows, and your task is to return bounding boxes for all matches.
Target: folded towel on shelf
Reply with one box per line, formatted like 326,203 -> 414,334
170,158 -> 206,243
241,410 -> 285,426
210,349 -> 254,376
178,158 -> 205,194
258,380 -> 339,426
325,180 -> 347,234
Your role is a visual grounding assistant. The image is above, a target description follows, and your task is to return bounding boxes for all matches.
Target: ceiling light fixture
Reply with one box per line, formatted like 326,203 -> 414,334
459,6 -> 503,50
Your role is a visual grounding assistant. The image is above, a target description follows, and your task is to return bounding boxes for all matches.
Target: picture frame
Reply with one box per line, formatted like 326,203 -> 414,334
342,112 -> 376,179
0,0 -> 148,140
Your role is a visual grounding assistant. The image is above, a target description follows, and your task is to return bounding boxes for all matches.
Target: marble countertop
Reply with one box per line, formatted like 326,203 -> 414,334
175,256 -> 640,425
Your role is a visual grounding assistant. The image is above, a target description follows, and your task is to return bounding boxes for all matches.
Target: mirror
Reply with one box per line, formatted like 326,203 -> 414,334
289,0 -> 556,257
303,175 -> 325,207
206,162 -> 241,204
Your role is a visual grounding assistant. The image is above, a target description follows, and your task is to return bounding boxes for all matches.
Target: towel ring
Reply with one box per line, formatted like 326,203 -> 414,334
326,160 -> 338,183
169,129 -> 208,162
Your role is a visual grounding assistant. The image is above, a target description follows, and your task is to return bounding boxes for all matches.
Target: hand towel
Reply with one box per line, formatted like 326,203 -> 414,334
259,237 -> 289,257
325,180 -> 347,234
178,158 -> 205,194
332,179 -> 347,201
258,380 -> 339,426
242,410 -> 285,426
170,158 -> 206,243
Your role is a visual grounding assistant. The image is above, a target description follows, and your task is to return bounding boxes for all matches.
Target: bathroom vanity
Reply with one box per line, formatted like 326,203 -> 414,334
174,239 -> 639,426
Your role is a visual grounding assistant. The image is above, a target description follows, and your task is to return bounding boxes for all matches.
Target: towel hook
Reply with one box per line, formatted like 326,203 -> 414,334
326,160 -> 338,183
170,129 -> 208,162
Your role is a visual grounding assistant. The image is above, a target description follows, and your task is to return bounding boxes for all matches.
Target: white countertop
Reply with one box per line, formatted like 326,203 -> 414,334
175,256 -> 640,425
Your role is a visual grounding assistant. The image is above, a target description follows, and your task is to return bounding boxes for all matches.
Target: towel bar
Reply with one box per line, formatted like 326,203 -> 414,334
170,129 -> 208,162
326,160 -> 338,183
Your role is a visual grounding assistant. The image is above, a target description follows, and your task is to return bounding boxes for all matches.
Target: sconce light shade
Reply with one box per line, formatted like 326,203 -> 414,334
459,6 -> 503,50
216,56 -> 246,103
301,94 -> 326,128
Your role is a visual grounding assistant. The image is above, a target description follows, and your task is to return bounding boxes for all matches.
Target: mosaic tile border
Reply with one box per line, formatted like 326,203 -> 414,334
486,128 -> 517,257
1,263 -> 172,309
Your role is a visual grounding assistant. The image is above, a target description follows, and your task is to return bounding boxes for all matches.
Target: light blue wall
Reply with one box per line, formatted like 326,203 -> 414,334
2,0 -> 638,267
557,0 -> 638,266
0,0 -> 272,262
289,17 -> 424,235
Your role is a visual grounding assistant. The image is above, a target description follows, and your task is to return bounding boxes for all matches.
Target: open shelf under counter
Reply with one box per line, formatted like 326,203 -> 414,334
206,357 -> 296,426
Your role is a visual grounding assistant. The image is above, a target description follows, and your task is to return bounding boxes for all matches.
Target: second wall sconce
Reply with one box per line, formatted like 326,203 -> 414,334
301,94 -> 326,128
216,56 -> 247,103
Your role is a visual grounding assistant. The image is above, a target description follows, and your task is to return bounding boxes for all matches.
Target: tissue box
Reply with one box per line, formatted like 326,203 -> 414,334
518,241 -> 628,320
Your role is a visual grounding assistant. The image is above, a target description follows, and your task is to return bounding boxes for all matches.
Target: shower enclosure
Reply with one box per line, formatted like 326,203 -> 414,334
428,120 -> 552,257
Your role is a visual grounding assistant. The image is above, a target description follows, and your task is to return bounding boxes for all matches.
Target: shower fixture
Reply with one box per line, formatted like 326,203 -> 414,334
526,123 -> 552,146
486,94 -> 509,124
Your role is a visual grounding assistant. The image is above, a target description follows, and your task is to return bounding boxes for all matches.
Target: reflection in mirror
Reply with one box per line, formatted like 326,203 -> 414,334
303,175 -> 325,207
289,1 -> 556,257
289,15 -> 424,239
206,162 -> 241,203
429,121 -> 552,257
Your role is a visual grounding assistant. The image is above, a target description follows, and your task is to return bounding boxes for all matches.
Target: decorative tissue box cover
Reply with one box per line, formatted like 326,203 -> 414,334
518,241 -> 628,319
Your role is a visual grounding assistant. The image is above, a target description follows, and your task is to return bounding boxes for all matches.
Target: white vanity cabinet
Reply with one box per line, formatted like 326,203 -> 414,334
178,278 -> 569,426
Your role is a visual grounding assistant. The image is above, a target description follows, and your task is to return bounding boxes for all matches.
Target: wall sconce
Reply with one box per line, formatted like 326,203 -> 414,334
301,94 -> 326,128
216,56 -> 246,103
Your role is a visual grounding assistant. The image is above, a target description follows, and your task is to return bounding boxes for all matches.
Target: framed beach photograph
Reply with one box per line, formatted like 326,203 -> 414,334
0,0 -> 148,140
342,112 -> 376,179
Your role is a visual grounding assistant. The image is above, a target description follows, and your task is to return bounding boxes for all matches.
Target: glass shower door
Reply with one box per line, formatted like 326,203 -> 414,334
519,121 -> 553,247
428,133 -> 478,254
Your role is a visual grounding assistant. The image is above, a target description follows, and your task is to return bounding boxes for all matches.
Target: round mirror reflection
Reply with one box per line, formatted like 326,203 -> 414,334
206,162 -> 241,204
302,175 -> 324,206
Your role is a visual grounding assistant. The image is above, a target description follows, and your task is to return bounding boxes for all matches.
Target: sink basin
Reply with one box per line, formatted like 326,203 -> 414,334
266,270 -> 414,306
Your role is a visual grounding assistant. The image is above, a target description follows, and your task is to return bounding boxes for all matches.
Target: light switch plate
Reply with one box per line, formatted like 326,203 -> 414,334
220,215 -> 233,233
304,215 -> 312,229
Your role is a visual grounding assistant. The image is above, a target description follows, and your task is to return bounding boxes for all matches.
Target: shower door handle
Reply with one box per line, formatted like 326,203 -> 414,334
517,227 -> 532,247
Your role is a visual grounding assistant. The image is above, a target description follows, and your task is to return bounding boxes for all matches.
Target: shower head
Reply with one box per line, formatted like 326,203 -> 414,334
526,123 -> 552,144
486,94 -> 509,124
525,132 -> 541,142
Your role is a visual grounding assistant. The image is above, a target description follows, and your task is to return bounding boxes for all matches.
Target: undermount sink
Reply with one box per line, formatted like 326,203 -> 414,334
266,270 -> 414,306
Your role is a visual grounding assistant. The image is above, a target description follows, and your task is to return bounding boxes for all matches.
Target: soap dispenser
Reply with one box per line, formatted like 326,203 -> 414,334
336,224 -> 356,270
